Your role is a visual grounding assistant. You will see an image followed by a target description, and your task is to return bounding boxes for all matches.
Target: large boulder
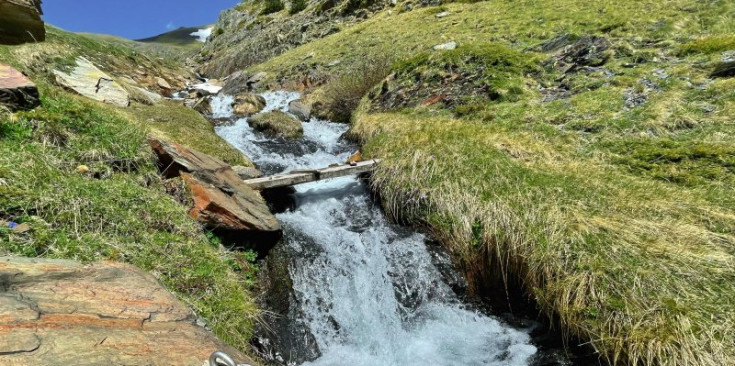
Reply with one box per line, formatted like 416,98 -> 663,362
0,257 -> 254,366
53,57 -> 130,107
148,138 -> 280,233
288,99 -> 311,121
0,63 -> 40,111
248,111 -> 304,140
232,92 -> 266,116
557,35 -> 613,71
0,0 -> 45,45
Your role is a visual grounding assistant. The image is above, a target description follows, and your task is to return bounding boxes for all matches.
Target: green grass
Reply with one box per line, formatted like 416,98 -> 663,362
1,29 -> 259,351
233,0 -> 735,364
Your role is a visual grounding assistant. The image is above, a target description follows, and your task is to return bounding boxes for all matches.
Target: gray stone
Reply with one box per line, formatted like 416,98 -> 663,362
435,11 -> 452,18
433,41 -> 457,51
233,165 -> 264,180
53,57 -> 130,107
132,86 -> 163,104
288,99 -> 311,121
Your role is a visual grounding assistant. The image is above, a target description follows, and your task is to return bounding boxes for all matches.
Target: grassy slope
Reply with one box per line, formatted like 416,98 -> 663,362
0,27 -> 257,349
245,1 -> 735,365
80,31 -> 202,62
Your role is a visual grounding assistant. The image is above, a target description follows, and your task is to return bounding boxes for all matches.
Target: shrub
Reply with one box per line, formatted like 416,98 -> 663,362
323,54 -> 394,122
262,0 -> 285,14
290,0 -> 307,14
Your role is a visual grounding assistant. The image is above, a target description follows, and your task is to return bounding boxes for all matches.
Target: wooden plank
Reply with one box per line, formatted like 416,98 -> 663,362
243,159 -> 381,190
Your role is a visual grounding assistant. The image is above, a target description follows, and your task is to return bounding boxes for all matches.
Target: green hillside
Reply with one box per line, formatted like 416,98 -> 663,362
1,26 -> 259,350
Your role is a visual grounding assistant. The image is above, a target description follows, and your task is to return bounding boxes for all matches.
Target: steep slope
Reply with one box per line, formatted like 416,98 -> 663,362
197,0 -> 441,76
1,26 -> 260,352
204,0 -> 735,365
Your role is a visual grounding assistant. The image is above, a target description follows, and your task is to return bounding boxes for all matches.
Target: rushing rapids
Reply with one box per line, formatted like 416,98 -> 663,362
213,92 -> 544,366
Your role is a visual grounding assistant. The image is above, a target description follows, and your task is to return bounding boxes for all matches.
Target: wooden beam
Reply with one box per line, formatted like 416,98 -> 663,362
243,159 -> 381,190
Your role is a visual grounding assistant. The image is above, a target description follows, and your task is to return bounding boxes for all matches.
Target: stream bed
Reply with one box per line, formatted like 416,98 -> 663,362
212,92 -> 574,366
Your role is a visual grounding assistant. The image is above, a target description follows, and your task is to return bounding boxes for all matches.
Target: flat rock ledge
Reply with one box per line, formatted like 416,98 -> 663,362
53,57 -> 130,108
0,257 -> 254,366
149,138 -> 281,234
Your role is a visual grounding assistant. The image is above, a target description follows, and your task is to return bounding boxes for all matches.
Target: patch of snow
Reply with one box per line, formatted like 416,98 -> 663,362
190,27 -> 213,43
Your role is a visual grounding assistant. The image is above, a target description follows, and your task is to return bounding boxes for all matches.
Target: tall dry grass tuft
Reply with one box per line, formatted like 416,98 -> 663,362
321,53 -> 393,122
354,112 -> 735,366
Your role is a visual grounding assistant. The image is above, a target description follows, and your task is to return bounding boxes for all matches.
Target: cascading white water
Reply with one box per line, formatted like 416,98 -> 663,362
214,92 -> 538,366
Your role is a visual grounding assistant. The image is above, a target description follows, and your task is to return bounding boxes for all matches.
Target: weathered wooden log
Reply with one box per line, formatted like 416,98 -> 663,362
244,159 -> 380,190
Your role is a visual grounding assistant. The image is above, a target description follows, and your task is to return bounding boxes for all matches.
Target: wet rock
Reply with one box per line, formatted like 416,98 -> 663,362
193,97 -> 212,115
0,257 -> 253,366
288,99 -> 312,121
148,138 -> 280,233
249,111 -> 304,140
53,57 -> 130,107
557,35 -> 613,71
433,41 -> 457,51
0,0 -> 45,45
233,165 -> 264,180
233,92 -> 266,116
0,63 -> 40,111
711,61 -> 735,78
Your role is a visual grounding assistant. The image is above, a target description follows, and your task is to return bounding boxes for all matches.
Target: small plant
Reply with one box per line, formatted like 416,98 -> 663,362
323,54 -> 394,122
262,0 -> 285,14
290,0 -> 307,14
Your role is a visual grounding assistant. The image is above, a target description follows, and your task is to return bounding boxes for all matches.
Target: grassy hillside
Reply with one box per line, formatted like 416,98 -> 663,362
226,0 -> 735,364
0,27 -> 258,350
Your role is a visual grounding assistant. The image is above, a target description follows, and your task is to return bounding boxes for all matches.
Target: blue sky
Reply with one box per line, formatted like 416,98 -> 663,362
42,0 -> 240,40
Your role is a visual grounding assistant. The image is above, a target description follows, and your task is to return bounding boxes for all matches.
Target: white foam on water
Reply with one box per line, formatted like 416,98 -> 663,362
214,91 -> 537,366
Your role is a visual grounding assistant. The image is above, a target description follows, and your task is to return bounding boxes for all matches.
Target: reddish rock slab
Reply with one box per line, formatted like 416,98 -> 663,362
0,63 -> 40,111
149,138 -> 280,233
0,0 -> 45,45
0,257 -> 254,366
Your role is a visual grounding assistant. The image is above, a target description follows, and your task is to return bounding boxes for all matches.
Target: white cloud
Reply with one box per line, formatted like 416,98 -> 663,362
165,21 -> 176,30
190,27 -> 214,43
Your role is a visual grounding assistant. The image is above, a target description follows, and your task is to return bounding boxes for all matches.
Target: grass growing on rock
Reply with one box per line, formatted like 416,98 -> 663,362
1,29 -> 259,350
234,0 -> 735,364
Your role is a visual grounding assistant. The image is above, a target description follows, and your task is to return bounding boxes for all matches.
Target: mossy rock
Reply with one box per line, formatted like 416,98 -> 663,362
248,110 -> 303,139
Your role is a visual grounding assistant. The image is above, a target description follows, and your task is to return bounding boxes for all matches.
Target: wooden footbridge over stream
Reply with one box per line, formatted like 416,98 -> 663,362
243,159 -> 381,190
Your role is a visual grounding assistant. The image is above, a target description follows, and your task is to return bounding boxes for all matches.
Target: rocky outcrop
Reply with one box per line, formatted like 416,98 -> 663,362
555,35 -> 613,71
149,138 -> 280,233
0,0 -> 45,45
53,57 -> 130,107
0,63 -> 40,111
0,257 -> 254,366
249,111 -> 304,139
198,0 -> 438,78
711,61 -> 735,78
